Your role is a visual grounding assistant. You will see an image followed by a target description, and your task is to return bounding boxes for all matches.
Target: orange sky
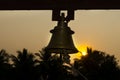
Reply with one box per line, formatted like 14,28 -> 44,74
0,10 -> 120,62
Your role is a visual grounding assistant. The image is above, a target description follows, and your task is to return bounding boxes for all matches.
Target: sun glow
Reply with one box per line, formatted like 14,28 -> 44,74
70,44 -> 88,63
77,45 -> 88,56
81,51 -> 87,56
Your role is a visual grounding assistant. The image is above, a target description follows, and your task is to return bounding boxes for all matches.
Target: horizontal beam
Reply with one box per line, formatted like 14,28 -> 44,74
0,0 -> 120,10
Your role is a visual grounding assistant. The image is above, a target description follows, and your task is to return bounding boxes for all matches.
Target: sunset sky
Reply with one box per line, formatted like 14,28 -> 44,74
0,10 -> 120,62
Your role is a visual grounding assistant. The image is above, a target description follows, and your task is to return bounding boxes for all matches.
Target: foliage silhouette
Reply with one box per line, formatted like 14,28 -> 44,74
0,48 -> 120,80
10,48 -> 37,80
73,48 -> 120,80
0,49 -> 11,80
35,49 -> 74,80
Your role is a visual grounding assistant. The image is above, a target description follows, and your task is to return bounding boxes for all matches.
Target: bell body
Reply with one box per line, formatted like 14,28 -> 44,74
46,17 -> 78,54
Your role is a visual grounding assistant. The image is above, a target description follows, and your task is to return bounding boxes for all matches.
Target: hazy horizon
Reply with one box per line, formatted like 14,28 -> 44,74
0,10 -> 120,62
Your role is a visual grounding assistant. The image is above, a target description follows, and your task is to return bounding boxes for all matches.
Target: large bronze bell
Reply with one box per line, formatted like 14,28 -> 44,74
45,13 -> 78,54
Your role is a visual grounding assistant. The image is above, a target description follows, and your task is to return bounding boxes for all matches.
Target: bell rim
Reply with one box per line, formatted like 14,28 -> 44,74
45,48 -> 78,54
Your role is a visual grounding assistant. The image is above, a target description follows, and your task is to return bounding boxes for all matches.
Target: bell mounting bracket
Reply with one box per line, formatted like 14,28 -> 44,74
52,10 -> 74,22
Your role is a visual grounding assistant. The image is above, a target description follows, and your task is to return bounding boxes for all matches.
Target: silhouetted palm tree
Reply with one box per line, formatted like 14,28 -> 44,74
10,48 -> 37,80
73,48 -> 120,80
0,49 -> 11,80
35,49 -> 73,80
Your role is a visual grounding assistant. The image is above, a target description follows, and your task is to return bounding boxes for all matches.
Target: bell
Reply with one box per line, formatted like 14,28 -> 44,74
45,13 -> 78,54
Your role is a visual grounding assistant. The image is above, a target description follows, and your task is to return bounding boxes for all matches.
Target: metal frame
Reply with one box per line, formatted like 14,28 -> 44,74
0,0 -> 120,10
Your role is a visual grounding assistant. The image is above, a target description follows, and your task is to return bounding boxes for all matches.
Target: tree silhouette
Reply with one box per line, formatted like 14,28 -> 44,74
0,48 -> 119,80
73,48 -> 120,80
0,49 -> 11,80
10,48 -> 37,80
35,49 -> 74,80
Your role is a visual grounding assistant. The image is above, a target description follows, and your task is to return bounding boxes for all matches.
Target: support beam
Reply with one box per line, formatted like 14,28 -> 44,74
0,0 -> 120,10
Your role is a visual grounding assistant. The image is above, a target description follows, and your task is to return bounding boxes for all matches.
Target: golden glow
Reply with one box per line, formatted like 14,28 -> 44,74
70,44 -> 88,63
81,51 -> 87,56
77,45 -> 88,56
